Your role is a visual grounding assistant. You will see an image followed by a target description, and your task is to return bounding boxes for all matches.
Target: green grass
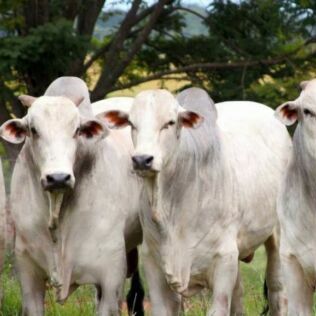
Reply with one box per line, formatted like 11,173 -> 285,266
0,248 -> 269,315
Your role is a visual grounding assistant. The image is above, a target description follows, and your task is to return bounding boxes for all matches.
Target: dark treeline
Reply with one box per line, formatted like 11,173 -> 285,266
0,0 -> 315,160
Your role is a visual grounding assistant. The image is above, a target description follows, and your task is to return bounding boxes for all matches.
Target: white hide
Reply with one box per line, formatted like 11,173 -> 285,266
92,97 -> 133,116
0,159 -> 5,303
276,79 -> 316,315
110,88 -> 291,316
3,78 -> 146,316
45,76 -> 93,117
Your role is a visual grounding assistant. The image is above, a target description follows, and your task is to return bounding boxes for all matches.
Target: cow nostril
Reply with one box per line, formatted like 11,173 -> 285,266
46,174 -> 55,184
144,156 -> 153,166
131,156 -> 139,164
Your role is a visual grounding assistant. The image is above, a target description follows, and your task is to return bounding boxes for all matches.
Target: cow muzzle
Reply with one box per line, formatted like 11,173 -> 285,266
132,155 -> 154,170
42,173 -> 74,191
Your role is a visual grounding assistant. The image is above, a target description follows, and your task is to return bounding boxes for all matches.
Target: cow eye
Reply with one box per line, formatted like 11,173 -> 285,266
303,108 -> 315,117
30,127 -> 38,136
162,120 -> 176,129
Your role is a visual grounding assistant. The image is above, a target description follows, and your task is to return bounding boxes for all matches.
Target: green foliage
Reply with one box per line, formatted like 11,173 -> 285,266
130,0 -> 316,105
0,19 -> 88,95
1,0 -> 315,107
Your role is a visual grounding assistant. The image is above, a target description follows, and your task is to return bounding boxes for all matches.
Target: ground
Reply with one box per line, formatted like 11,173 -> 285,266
0,247 -> 269,316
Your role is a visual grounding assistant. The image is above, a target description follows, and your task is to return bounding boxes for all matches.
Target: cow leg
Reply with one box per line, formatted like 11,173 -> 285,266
264,234 -> 287,315
16,254 -> 46,316
126,248 -> 145,316
208,247 -> 238,316
97,278 -> 124,316
282,253 -> 313,316
230,265 -> 243,316
97,252 -> 126,316
143,250 -> 181,316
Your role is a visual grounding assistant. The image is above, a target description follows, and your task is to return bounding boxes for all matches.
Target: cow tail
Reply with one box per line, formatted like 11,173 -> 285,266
126,268 -> 145,316
260,277 -> 269,316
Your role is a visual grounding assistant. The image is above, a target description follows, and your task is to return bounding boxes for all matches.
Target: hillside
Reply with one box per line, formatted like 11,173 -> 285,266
94,5 -> 208,40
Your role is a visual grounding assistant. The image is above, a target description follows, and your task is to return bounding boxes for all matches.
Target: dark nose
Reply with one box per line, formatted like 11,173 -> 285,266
132,155 -> 154,170
43,173 -> 72,191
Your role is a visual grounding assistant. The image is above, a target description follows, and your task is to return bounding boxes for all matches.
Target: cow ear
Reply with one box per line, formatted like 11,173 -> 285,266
18,95 -> 37,107
97,110 -> 129,129
275,102 -> 298,126
178,111 -> 204,128
0,119 -> 28,144
79,119 -> 109,139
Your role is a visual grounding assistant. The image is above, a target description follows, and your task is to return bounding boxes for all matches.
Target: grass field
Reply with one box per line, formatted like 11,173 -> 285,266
0,247 -> 268,316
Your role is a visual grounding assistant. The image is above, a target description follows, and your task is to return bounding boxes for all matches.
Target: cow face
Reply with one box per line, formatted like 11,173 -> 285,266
0,95 -> 107,191
275,79 -> 316,129
98,90 -> 203,176
276,79 -> 316,159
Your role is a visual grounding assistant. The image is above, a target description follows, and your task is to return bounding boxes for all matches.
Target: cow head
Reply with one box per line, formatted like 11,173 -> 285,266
0,95 -> 107,191
97,89 -> 203,177
275,79 -> 316,131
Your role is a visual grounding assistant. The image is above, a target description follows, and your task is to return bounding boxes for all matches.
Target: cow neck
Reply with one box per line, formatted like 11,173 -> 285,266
143,128 -> 226,292
145,127 -> 224,237
292,126 -> 316,200
21,143 -> 63,290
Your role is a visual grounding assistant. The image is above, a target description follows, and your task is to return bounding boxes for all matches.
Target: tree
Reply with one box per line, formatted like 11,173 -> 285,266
134,0 -> 316,105
0,0 -> 176,161
0,0 -> 315,162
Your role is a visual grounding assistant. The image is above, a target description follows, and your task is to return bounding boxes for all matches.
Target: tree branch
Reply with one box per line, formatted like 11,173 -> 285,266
108,33 -> 316,93
77,0 -> 106,36
108,57 -> 291,92
82,1 -> 163,74
173,6 -> 207,22
92,0 -> 174,100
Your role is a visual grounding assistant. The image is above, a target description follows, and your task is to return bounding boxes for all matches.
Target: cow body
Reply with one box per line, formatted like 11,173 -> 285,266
275,79 -> 316,315
2,77 -> 146,316
0,159 -> 5,303
102,88 -> 291,316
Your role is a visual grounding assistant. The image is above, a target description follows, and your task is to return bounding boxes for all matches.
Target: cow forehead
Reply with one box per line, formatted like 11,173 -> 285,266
28,96 -> 80,128
130,90 -> 178,124
299,82 -> 316,107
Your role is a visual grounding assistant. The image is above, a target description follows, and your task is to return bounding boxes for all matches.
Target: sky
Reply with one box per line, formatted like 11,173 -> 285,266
105,0 -> 210,10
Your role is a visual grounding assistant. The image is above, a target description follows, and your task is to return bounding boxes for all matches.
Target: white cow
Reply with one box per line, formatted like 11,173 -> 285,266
0,159 -> 6,303
275,79 -> 316,316
0,77 -> 147,316
99,88 -> 291,316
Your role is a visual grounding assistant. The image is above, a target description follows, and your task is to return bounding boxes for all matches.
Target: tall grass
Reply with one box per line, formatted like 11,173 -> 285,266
1,248 -> 268,315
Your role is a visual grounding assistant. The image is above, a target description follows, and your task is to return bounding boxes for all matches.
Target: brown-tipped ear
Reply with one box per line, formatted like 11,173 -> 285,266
0,119 -> 28,144
79,119 -> 108,139
68,95 -> 84,107
275,102 -> 298,126
97,110 -> 129,129
18,95 -> 37,107
178,111 -> 204,128
300,81 -> 309,91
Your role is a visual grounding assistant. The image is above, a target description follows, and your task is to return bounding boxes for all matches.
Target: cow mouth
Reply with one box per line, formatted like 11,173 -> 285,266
42,181 -> 72,192
133,168 -> 158,178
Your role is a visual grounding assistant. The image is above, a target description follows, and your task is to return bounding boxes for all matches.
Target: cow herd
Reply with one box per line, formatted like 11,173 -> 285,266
0,76 -> 315,316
